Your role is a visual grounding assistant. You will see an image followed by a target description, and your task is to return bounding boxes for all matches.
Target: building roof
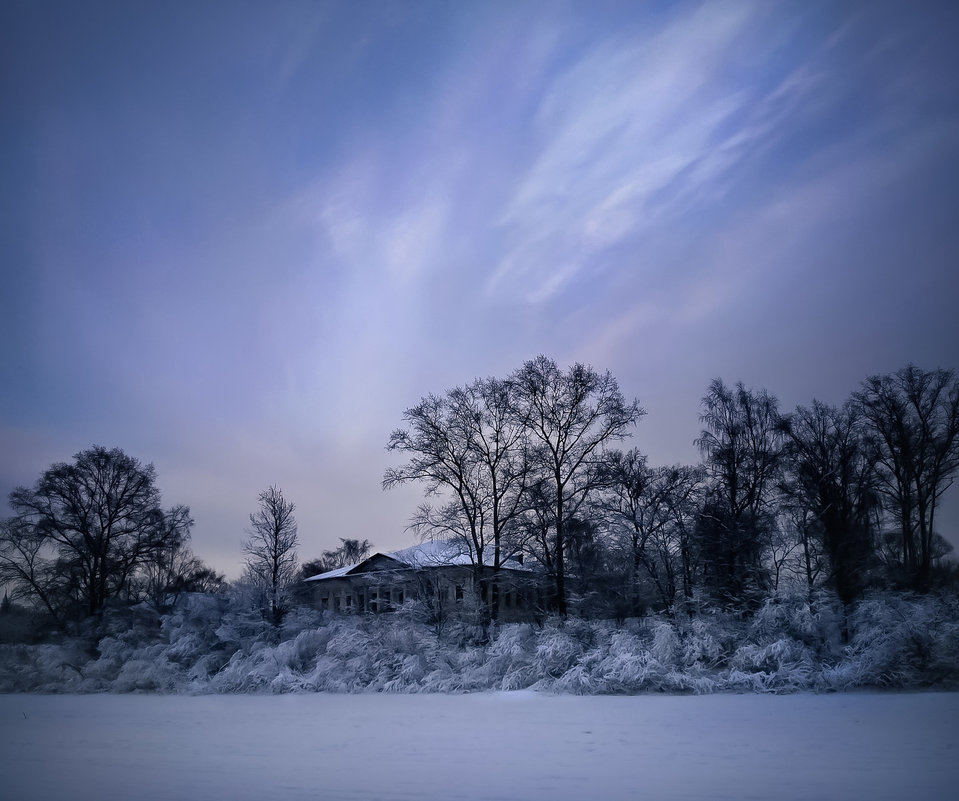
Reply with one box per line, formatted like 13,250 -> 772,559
303,539 -> 529,582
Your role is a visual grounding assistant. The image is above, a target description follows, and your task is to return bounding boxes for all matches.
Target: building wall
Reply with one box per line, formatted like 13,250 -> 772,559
308,567 -> 541,622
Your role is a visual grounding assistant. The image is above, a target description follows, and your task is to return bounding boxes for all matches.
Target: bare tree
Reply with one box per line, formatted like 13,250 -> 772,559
139,520 -> 226,613
460,377 -> 532,615
301,538 -> 372,577
695,380 -> 782,607
597,450 -> 702,614
855,365 -> 959,590
779,399 -> 879,605
0,514 -> 62,620
385,392 -> 485,560
512,356 -> 644,616
384,376 -> 530,619
3,446 -> 190,619
242,485 -> 298,624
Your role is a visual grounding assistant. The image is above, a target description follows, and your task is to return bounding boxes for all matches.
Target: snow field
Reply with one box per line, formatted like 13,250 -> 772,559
2,692 -> 957,801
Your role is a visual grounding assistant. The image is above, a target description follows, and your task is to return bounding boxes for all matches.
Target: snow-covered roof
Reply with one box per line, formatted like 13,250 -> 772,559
304,563 -> 354,581
304,540 -> 530,582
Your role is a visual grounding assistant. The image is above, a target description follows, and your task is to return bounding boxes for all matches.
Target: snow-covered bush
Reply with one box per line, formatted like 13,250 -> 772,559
680,617 -> 726,670
2,590 -> 957,695
825,593 -> 959,689
595,630 -> 661,692
532,619 -> 591,679
728,639 -> 816,692
0,642 -> 87,692
485,623 -> 536,690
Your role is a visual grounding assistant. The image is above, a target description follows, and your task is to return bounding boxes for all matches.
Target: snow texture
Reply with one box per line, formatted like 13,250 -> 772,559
1,692 -> 957,801
2,591 -> 958,694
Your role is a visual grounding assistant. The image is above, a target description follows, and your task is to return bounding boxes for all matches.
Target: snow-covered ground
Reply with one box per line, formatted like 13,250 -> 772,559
2,692 -> 957,801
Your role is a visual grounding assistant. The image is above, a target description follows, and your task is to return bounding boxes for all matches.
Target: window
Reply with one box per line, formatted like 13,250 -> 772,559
345,595 -> 353,609
397,588 -> 404,604
455,584 -> 464,601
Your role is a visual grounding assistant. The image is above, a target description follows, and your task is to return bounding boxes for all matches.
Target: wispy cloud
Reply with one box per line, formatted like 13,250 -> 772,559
483,3 -> 849,307
488,4 -> 753,300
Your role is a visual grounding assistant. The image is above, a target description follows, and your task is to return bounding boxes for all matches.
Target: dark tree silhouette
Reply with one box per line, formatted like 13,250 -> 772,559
598,450 -> 702,614
301,538 -> 372,577
384,376 -> 531,618
513,356 -> 644,615
695,380 -> 782,606
779,400 -> 879,605
242,485 -> 298,624
855,365 -> 959,590
2,446 -> 190,619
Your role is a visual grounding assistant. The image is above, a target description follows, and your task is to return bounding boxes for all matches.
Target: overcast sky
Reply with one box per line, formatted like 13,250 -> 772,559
2,1 -> 958,578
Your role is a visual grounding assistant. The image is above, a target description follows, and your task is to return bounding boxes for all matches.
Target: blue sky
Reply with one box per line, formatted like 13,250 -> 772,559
2,0 -> 958,577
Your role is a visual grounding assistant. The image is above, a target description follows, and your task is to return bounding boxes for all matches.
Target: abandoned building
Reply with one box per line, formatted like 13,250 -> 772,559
303,540 -> 541,622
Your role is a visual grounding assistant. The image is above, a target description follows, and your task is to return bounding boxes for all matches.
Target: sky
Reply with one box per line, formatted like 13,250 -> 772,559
2,0 -> 958,579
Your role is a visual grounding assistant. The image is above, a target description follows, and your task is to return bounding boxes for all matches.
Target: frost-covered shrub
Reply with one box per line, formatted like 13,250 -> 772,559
279,606 -> 324,638
826,594 -> 959,689
728,638 -> 816,692
719,593 -> 824,692
533,620 -> 588,679
595,631 -> 659,693
748,590 -> 843,660
450,645 -> 492,692
486,623 -> 536,690
113,648 -> 182,693
650,620 -> 681,667
0,642 -> 86,692
3,590 -> 958,695
680,618 -> 725,669
214,611 -> 276,652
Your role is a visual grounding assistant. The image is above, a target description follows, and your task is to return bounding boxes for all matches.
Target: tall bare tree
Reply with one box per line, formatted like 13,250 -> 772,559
513,356 -> 644,616
458,377 -> 532,614
2,446 -> 190,619
779,399 -> 879,605
243,485 -> 298,624
855,365 -> 959,590
598,450 -> 702,614
384,377 -> 531,618
695,380 -> 782,606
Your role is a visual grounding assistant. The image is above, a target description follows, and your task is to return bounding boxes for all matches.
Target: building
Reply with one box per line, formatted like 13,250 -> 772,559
303,539 -> 541,622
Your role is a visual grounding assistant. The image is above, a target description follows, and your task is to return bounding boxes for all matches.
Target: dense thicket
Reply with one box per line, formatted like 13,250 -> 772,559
1,590 -> 956,693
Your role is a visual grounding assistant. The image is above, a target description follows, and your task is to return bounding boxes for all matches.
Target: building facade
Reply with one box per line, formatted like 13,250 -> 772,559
304,540 -> 541,622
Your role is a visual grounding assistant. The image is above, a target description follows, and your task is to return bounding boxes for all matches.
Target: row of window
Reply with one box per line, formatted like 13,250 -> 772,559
319,587 -> 405,613
315,584 -> 528,612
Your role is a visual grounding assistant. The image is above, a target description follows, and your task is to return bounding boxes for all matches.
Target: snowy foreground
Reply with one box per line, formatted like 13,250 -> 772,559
2,692 -> 957,801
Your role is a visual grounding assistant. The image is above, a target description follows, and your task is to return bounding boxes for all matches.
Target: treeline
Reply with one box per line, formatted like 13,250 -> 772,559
385,358 -> 959,618
2,358 -> 956,632
0,445 -> 357,629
